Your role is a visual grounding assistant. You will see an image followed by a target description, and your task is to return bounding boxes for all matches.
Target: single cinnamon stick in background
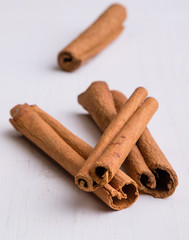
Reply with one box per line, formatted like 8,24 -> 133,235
78,82 -> 156,191
76,86 -> 148,191
58,4 -> 126,72
112,90 -> 178,198
10,104 -> 138,210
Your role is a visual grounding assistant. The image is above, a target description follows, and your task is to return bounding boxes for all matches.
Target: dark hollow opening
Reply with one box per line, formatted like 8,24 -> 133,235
93,181 -> 97,187
122,184 -> 137,202
154,168 -> 172,191
95,167 -> 106,178
112,184 -> 137,206
140,174 -> 151,188
63,56 -> 72,63
78,179 -> 88,188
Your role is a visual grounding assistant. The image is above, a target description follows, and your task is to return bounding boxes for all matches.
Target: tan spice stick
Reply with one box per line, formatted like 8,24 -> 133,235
31,105 -> 92,160
76,85 -> 148,191
10,104 -> 138,210
112,90 -> 156,190
78,81 -> 117,132
31,105 -> 138,198
90,97 -> 158,186
58,4 -> 126,72
78,81 -> 156,191
112,90 -> 178,198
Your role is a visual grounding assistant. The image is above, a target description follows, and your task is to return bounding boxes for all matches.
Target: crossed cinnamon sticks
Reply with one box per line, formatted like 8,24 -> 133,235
9,82 -> 178,210
10,104 -> 138,210
78,82 -> 178,198
75,87 -> 158,191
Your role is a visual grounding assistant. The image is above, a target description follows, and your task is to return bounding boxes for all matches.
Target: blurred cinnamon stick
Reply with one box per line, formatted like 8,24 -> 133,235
58,4 -> 126,72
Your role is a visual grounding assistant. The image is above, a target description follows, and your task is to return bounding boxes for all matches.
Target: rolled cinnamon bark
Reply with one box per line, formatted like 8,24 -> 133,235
112,91 -> 178,198
78,81 -> 117,132
32,105 -> 138,199
78,82 -> 156,191
10,104 -> 138,210
76,85 -> 148,191
58,4 -> 126,72
90,97 -> 158,186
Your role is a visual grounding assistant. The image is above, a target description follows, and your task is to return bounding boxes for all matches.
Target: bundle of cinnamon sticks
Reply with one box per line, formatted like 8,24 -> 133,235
9,82 -> 178,210
77,82 -> 178,198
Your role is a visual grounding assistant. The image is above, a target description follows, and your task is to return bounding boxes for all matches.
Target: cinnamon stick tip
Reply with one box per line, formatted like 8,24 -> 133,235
77,81 -> 108,103
111,182 -> 139,210
145,97 -> 159,110
91,163 -> 112,185
58,51 -> 81,72
10,103 -> 29,118
109,3 -> 127,20
135,86 -> 148,98
75,174 -> 97,192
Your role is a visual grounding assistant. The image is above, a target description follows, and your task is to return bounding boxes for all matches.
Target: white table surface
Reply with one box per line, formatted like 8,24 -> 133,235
1,0 -> 189,239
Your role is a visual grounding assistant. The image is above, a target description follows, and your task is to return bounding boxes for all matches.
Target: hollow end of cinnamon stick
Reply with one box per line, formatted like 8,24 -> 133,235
111,183 -> 138,210
95,179 -> 139,210
75,174 -> 98,192
140,165 -> 178,198
58,52 -> 82,72
140,172 -> 156,189
90,162 -> 112,186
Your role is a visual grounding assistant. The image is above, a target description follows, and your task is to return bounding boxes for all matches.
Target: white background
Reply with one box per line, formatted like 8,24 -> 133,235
0,0 -> 189,239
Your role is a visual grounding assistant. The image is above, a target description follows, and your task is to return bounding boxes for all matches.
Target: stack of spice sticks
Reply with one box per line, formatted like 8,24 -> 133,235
9,4 -> 178,210
78,82 -> 178,198
9,82 -> 178,210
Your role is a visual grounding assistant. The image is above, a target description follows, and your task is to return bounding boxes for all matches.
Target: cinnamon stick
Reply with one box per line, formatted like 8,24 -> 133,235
58,4 -> 126,72
76,85 -> 148,191
10,104 -> 138,210
78,82 -> 157,191
90,97 -> 158,186
112,90 -> 178,198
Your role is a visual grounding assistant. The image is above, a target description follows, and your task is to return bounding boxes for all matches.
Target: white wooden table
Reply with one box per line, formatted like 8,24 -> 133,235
0,0 -> 189,239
